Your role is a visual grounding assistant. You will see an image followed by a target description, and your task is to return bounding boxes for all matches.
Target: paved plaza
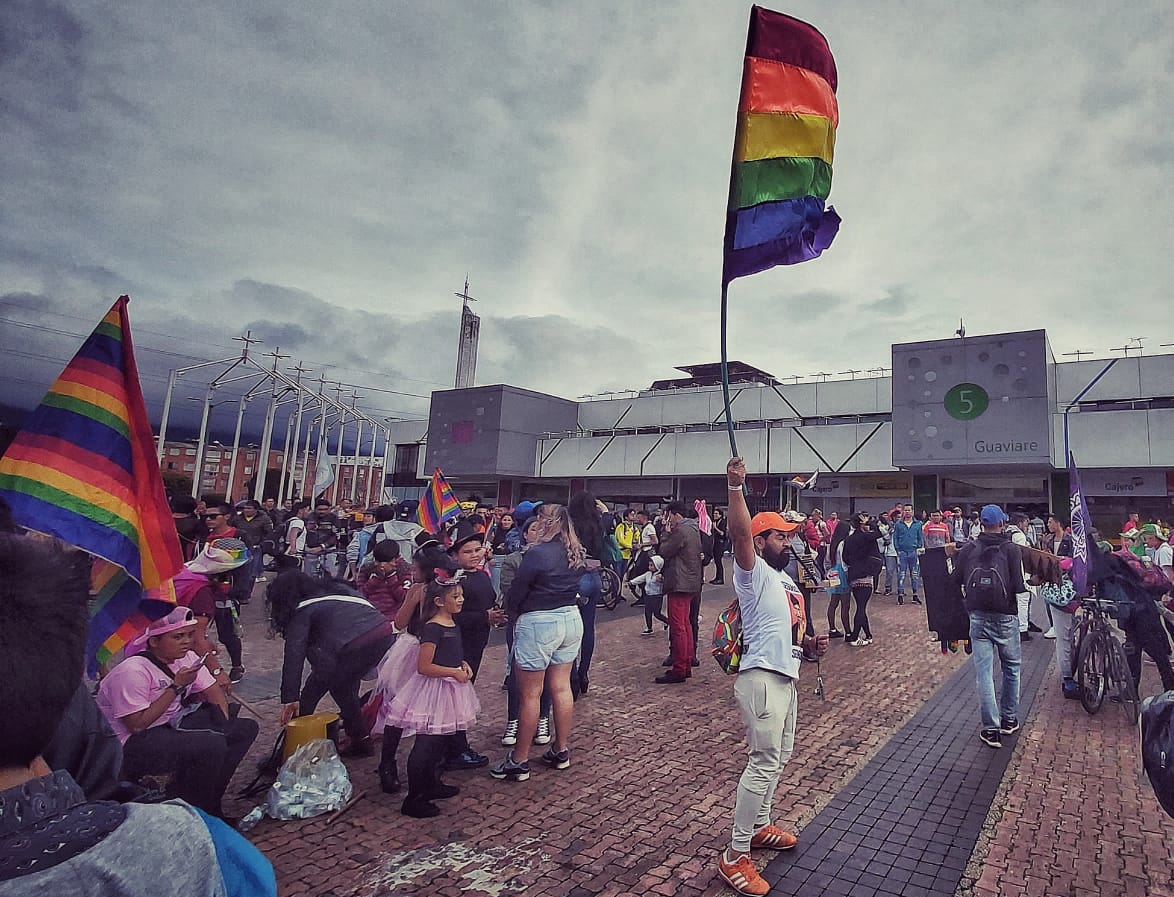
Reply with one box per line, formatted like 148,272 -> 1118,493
228,580 -> 1174,897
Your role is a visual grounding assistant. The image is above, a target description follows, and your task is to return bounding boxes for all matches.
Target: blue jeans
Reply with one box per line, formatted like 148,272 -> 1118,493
576,570 -> 601,681
896,551 -> 920,596
968,611 -> 1021,730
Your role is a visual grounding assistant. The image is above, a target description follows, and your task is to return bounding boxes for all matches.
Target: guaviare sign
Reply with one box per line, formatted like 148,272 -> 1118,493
891,330 -> 1053,468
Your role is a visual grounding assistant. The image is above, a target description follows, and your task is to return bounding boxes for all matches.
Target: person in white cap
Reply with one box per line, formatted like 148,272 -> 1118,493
96,607 -> 259,820
174,539 -> 251,685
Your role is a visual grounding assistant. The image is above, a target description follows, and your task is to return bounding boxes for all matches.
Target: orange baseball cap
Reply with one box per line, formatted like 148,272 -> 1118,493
751,511 -> 800,537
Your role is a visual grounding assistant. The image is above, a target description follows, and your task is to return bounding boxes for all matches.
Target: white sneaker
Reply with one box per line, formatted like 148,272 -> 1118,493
501,719 -> 518,747
533,716 -> 552,745
1043,628 -> 1056,639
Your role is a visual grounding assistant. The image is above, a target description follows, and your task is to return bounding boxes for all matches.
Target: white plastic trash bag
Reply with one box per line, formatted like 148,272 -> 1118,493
264,738 -> 353,820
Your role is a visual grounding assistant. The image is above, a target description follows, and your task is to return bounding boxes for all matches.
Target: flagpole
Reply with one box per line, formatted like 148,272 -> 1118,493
720,280 -> 739,458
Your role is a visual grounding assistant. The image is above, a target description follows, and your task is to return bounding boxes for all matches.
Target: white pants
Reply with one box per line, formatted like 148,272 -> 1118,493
731,669 -> 797,853
1017,588 -> 1034,633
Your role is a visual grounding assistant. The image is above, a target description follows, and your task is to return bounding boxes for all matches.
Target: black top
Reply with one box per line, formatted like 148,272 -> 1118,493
280,595 -> 387,703
454,568 -> 496,637
842,528 -> 883,581
421,620 -> 464,668
952,532 -> 1026,615
506,538 -> 582,617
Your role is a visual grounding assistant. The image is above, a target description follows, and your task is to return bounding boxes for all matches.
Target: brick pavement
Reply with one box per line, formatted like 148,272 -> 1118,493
223,579 -> 1174,896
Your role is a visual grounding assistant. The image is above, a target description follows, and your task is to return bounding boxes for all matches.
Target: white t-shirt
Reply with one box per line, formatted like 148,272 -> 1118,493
285,517 -> 307,557
1154,542 -> 1173,573
733,555 -> 804,680
640,522 -> 658,548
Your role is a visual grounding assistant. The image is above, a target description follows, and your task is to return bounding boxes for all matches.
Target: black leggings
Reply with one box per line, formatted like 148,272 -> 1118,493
644,593 -> 670,631
848,584 -> 873,640
1123,609 -> 1174,693
406,732 -> 459,803
214,605 -> 243,669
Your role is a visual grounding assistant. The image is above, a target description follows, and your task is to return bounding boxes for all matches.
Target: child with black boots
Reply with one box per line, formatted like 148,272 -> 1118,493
380,570 -> 481,818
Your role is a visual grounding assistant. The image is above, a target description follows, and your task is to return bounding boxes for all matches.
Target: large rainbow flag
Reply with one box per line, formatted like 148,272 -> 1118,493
723,6 -> 840,282
417,467 -> 461,534
0,296 -> 183,672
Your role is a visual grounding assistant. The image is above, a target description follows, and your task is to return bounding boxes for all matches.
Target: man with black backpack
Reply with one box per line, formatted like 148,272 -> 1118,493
952,504 -> 1027,749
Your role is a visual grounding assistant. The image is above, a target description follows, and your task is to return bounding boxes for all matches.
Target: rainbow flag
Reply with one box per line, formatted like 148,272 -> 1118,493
0,296 -> 183,673
723,6 -> 840,282
417,467 -> 461,534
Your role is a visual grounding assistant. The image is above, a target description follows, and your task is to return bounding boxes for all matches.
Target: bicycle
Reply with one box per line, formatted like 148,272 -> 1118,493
599,566 -> 623,609
1072,595 -> 1140,724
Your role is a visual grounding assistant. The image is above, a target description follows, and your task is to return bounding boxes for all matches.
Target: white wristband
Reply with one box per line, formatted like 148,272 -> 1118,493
728,484 -> 744,491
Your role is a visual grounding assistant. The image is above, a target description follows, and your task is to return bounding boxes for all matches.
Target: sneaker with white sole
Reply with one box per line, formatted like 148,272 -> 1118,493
489,754 -> 531,782
501,719 -> 518,747
717,851 -> 769,896
540,747 -> 570,769
1043,627 -> 1056,639
533,716 -> 552,745
979,728 -> 1002,748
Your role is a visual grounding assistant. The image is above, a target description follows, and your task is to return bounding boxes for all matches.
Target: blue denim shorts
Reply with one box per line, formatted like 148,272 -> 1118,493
513,606 -> 584,671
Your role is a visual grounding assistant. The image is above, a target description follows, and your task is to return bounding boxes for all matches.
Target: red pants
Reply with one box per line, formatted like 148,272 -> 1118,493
667,592 -> 696,678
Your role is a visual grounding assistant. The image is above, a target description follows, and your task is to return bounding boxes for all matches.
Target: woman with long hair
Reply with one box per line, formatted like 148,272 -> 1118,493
825,516 -> 852,637
709,508 -> 728,585
842,512 -> 884,645
490,504 -> 585,782
266,571 -> 393,756
567,491 -> 604,695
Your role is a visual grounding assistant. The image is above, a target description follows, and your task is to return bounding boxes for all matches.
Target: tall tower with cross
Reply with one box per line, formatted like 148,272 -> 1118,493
454,276 -> 480,389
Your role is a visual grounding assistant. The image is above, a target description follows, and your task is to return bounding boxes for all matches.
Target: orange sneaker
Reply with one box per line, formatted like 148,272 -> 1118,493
750,824 -> 797,850
717,851 -> 770,896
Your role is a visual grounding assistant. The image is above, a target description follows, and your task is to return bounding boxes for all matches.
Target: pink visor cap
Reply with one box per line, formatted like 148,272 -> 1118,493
125,606 -> 197,656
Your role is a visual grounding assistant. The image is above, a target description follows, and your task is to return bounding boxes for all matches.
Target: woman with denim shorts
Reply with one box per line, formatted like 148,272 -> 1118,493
490,505 -> 585,781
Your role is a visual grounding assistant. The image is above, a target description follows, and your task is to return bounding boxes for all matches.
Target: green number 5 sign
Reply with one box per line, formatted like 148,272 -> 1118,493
944,383 -> 989,420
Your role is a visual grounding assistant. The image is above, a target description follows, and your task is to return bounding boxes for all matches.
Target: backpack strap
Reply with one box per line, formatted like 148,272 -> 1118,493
297,594 -> 378,611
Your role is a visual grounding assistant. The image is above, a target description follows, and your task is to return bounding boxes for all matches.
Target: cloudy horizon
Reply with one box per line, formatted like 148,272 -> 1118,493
3,1 -> 1172,443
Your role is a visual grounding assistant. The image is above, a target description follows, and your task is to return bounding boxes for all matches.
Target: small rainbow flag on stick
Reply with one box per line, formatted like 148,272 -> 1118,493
723,6 -> 840,282
417,467 -> 461,534
0,296 -> 183,673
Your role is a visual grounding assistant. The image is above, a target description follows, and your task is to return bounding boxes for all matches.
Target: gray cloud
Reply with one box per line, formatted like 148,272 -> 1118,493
3,0 -> 1174,433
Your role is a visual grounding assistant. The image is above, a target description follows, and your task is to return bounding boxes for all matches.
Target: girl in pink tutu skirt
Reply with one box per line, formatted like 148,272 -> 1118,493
382,568 -> 481,818
374,544 -> 452,794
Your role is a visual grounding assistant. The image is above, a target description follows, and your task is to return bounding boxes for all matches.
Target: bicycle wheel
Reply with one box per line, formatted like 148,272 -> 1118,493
1077,630 -> 1108,715
1105,636 -> 1140,725
599,567 -> 621,608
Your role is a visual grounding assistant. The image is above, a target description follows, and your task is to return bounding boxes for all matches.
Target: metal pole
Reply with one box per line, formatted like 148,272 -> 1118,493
253,389 -> 279,503
278,413 -> 296,502
283,395 -> 304,500
331,417 -> 346,504
379,426 -> 392,505
350,418 -> 364,502
157,368 -> 178,463
365,424 -> 380,507
224,395 -> 249,502
301,413 -> 319,500
1062,358 -> 1119,463
190,385 -> 214,498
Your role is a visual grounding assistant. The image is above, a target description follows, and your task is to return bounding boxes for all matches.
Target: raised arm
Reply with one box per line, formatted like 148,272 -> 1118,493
725,458 -> 756,572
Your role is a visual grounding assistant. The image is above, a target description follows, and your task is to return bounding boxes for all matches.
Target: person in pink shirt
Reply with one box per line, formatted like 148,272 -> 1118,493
97,607 -> 258,819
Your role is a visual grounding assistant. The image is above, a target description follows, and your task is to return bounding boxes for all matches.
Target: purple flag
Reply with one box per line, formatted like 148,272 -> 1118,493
1068,455 -> 1091,595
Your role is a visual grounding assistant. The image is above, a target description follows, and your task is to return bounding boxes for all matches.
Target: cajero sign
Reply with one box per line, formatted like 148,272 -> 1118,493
1082,470 -> 1166,497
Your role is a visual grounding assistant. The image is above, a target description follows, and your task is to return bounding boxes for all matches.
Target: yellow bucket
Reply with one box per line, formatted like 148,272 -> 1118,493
283,712 -> 340,760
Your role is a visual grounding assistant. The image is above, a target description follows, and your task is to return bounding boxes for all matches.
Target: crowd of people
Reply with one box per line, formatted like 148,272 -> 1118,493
5,468 -> 1173,897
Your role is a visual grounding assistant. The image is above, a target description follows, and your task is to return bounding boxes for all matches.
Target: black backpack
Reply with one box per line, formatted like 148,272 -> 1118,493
1142,691 -> 1174,819
964,542 -> 1008,608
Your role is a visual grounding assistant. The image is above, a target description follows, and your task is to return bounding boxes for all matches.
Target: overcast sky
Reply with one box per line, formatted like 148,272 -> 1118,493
3,1 -> 1172,442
